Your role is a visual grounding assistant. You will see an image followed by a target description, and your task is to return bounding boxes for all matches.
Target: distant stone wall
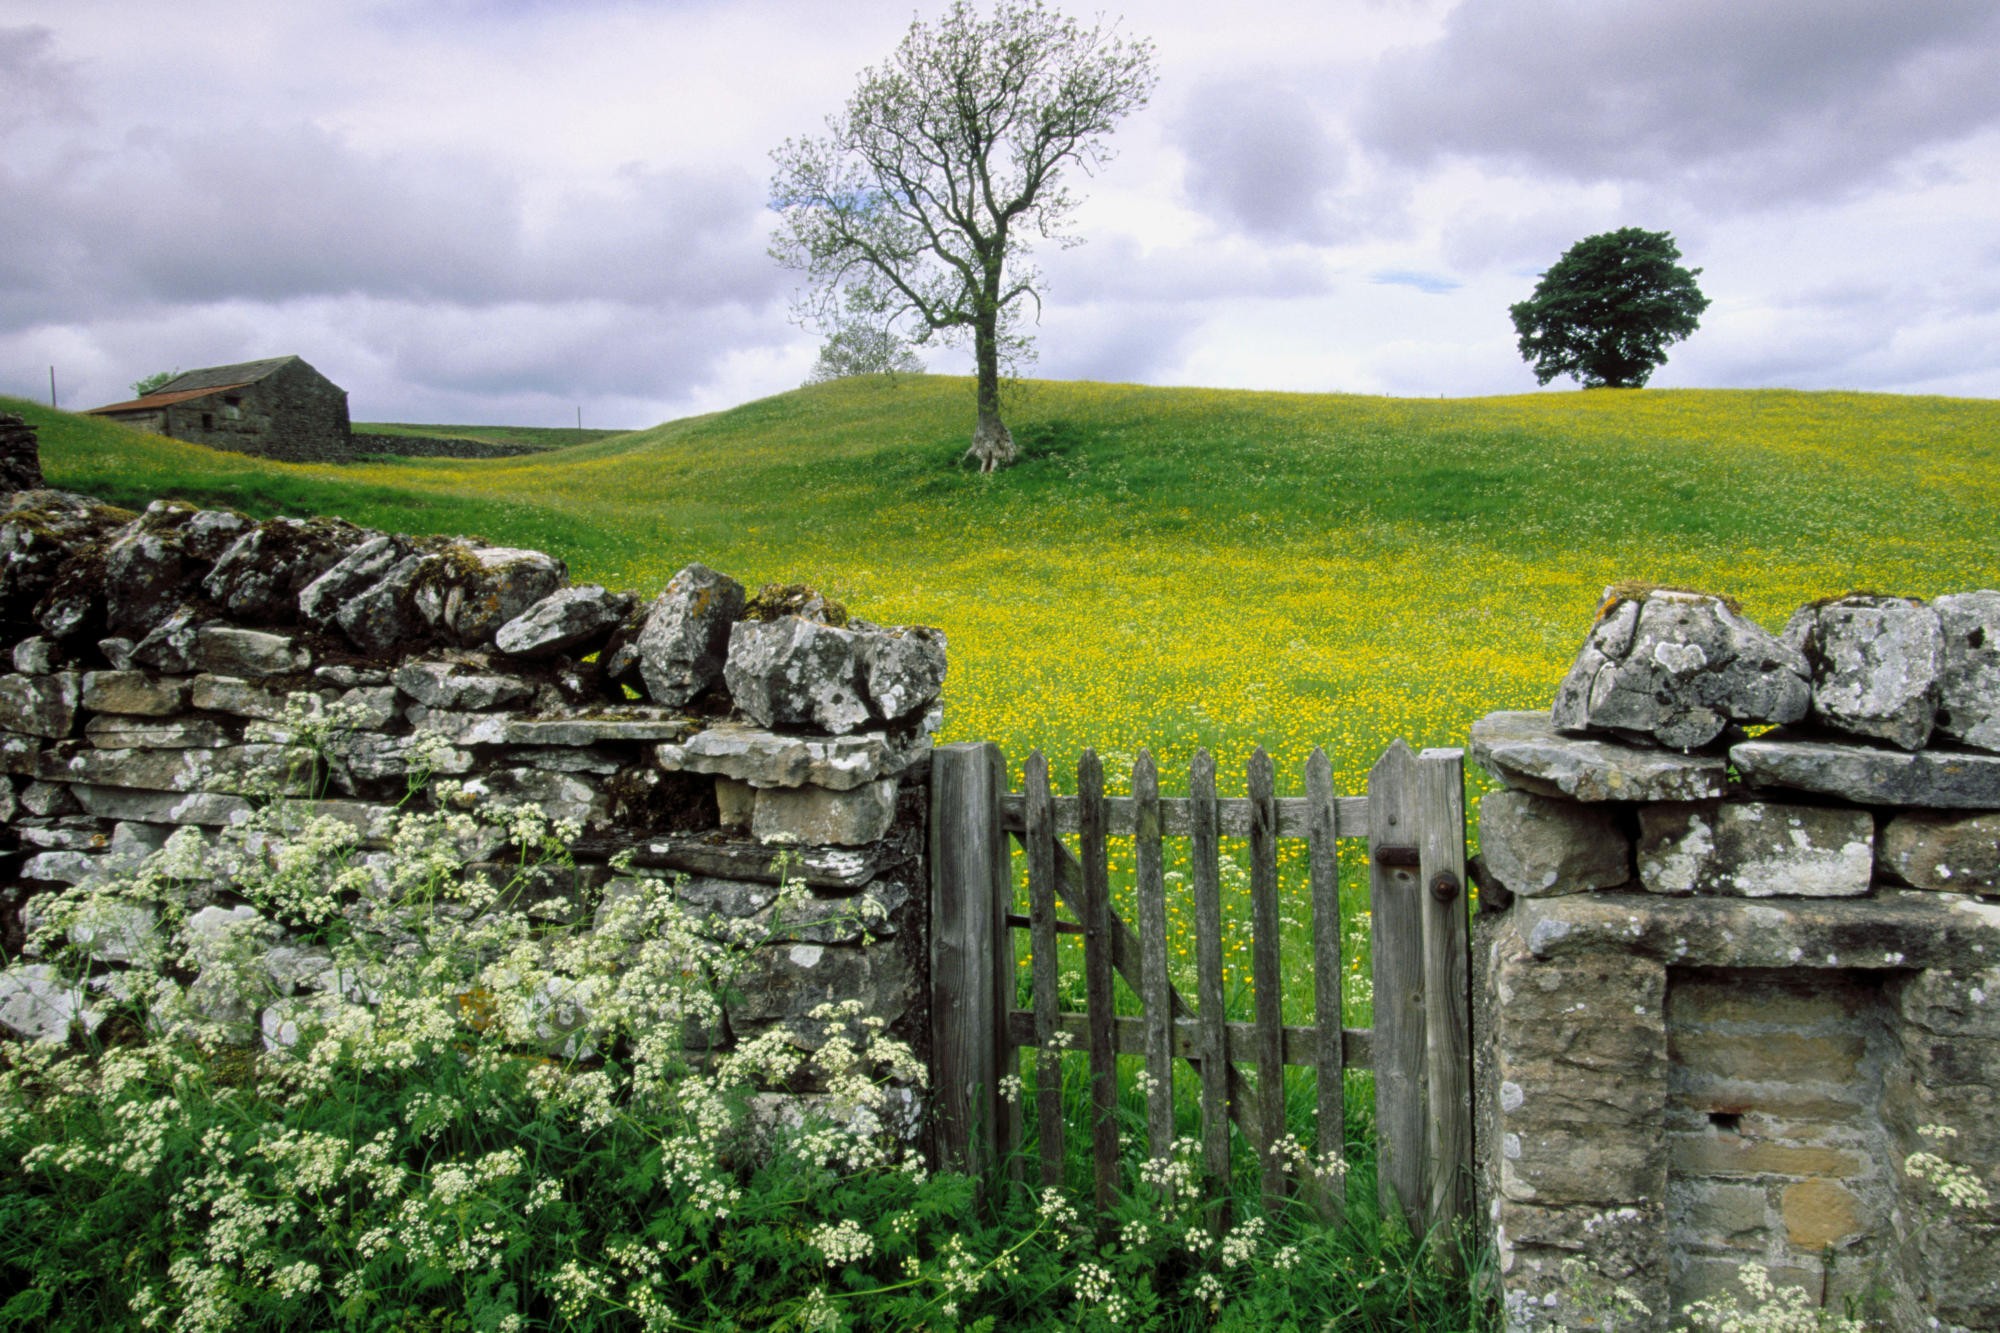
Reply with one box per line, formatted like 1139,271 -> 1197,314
0,431 -> 946,1124
0,415 -> 42,493
1472,588 -> 2000,1331
349,432 -> 549,460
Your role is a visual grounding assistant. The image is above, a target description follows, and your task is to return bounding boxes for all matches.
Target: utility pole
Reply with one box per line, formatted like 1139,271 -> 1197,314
48,366 -> 56,408
575,405 -> 582,430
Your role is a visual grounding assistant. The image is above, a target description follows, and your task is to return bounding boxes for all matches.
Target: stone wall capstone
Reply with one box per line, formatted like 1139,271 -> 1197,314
0,469 -> 946,1129
1477,585 -> 2000,1332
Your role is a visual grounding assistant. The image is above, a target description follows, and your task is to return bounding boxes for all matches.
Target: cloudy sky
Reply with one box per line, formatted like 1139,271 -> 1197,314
4,0 -> 1998,428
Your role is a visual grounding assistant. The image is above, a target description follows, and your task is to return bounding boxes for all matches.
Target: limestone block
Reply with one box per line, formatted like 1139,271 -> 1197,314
71,785 -> 255,826
1671,1179 -> 1769,1252
1478,789 -> 1630,896
204,515 -> 363,622
392,660 -> 534,711
192,626 -> 311,678
1935,591 -> 2000,753
724,938 -> 920,1046
336,551 -> 438,654
853,623 -> 948,722
1637,801 -> 1873,898
337,685 -> 400,730
0,670 -> 79,738
504,710 -> 692,745
38,744 -> 301,795
297,533 -> 403,628
314,664 -> 389,688
97,637 -> 136,669
130,605 -> 203,675
0,732 -> 38,775
1895,968 -> 2000,1039
635,563 -> 745,706
454,768 -> 601,827
495,584 -> 635,658
655,720 -> 925,791
414,543 -> 568,646
263,944 -> 337,996
86,715 -> 230,750
260,993 -> 344,1051
12,636 -> 57,674
0,964 -> 101,1043
190,675 -> 300,720
1731,737 -> 2000,808
181,904 -> 278,968
100,510 -> 209,638
0,490 -> 132,626
1553,590 -> 1809,749
1470,710 -> 1729,803
1780,1178 -> 1863,1250
725,616 -> 870,734
1878,812 -> 2000,892
0,776 -> 13,823
19,779 -> 80,817
328,733 -> 474,782
1500,1124 -> 1664,1205
752,779 -> 898,846
69,896 -> 162,965
717,777 -> 756,830
1785,594 -> 1944,750
401,707 -> 513,746
83,669 -> 189,716
672,872 -> 911,945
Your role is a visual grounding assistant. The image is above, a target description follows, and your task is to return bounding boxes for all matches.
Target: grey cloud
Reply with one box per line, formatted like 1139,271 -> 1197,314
1173,76 -> 1356,243
1049,233 -> 1334,304
0,27 -> 86,134
0,116 -> 779,319
1358,0 -> 2000,209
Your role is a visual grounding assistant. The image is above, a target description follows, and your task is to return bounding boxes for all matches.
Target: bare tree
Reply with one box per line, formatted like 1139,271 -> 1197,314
770,0 -> 1154,471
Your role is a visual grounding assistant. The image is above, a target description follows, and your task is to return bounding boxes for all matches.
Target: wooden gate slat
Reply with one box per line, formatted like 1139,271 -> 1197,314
1419,747 -> 1472,1252
1024,751 -> 1066,1190
1367,740 -> 1427,1224
927,742 -> 1010,1188
1190,750 -> 1231,1201
1134,750 -> 1174,1164
1016,837 -> 1265,1146
1247,748 -> 1287,1205
1077,750 -> 1119,1210
1305,746 -> 1347,1223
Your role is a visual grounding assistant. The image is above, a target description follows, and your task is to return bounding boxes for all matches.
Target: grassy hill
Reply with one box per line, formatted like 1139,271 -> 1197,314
353,422 -> 633,450
10,377 -> 1998,801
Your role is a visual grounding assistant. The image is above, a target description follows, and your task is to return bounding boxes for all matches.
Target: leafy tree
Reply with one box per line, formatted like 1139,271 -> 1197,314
130,369 -> 178,397
770,0 -> 1155,471
804,323 -> 925,385
1509,228 -> 1710,388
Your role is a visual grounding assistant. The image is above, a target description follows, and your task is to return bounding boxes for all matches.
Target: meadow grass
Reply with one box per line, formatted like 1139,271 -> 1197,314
10,378 -> 1991,1326
354,423 -> 635,451
16,375 -> 1997,1014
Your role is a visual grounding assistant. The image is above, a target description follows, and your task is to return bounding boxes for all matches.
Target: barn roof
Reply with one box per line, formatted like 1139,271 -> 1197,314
153,356 -> 301,394
84,355 -> 319,416
86,382 -> 259,415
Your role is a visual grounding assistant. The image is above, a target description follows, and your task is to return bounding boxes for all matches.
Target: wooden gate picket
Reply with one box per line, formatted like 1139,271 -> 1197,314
929,739 -> 1472,1240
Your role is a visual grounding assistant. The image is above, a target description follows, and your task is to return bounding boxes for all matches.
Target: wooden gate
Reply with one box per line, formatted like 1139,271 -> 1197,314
928,740 -> 1472,1239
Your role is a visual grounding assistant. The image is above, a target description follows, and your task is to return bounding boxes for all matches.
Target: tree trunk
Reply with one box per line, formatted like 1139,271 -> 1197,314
964,308 -> 1016,473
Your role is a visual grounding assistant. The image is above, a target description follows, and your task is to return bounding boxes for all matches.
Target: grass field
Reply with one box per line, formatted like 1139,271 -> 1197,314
18,376 -> 1997,802
352,422 -> 634,450
17,374 -> 1997,1022
9,378 -> 1996,1315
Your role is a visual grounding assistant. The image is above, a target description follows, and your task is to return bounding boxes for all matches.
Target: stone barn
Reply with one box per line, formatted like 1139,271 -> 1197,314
85,356 -> 353,462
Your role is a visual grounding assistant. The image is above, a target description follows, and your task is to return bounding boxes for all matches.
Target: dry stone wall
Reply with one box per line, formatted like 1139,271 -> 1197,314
1475,587 -> 2000,1332
0,443 -> 944,1123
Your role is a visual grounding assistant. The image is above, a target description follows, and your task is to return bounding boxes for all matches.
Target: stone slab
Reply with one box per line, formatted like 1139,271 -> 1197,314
1478,788 -> 1631,897
655,720 -> 925,792
1878,811 -> 2000,892
69,784 -> 257,827
506,711 -> 694,746
81,670 -> 190,716
751,778 -> 898,847
1732,737 -> 2000,809
36,743 -> 302,795
1636,800 -> 1874,898
1471,709 -> 1730,803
